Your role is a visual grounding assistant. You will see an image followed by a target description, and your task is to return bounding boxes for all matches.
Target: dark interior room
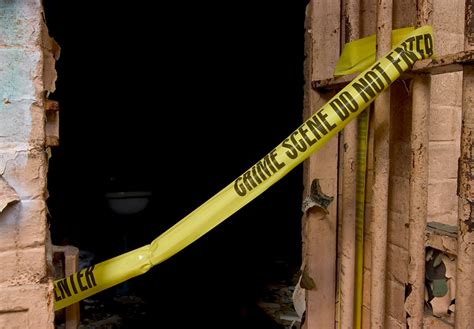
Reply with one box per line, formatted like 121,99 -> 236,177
43,1 -> 307,327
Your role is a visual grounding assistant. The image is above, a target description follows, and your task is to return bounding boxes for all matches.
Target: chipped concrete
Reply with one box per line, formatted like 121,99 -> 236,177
0,0 -> 56,327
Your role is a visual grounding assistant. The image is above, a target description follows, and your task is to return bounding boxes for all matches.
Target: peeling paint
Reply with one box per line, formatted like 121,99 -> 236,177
301,179 -> 334,213
0,176 -> 19,212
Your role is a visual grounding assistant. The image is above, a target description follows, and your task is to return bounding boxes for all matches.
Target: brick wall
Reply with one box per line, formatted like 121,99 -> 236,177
428,0 -> 464,227
0,1 -> 55,327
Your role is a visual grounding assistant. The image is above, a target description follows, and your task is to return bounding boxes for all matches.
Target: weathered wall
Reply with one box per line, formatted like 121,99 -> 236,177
305,1 -> 464,328
0,1 -> 55,327
358,2 -> 464,328
358,2 -> 418,328
428,0 -> 464,227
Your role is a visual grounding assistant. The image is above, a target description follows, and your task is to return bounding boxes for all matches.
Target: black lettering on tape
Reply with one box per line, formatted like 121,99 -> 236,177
69,274 -> 78,294
291,131 -> 307,152
54,283 -> 63,301
415,35 -> 424,57
394,47 -> 418,69
299,125 -> 317,147
283,138 -> 298,159
251,165 -> 263,184
85,265 -> 97,288
330,98 -> 350,120
256,159 -> 272,181
269,148 -> 285,170
77,270 -> 88,292
243,171 -> 256,190
317,108 -> 337,131
57,278 -> 71,299
233,150 -> 285,196
353,77 -> 376,103
371,63 -> 392,85
364,70 -> 384,92
307,115 -> 326,139
404,36 -> 416,51
263,154 -> 277,174
424,33 -> 433,56
386,51 -> 404,74
234,177 -> 246,196
340,91 -> 358,113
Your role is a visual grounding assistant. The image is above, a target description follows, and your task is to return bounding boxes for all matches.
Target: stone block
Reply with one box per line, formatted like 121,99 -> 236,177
428,179 -> 458,226
429,105 -> 462,142
0,200 -> 47,251
0,247 -> 47,286
0,284 -> 53,329
429,142 -> 459,180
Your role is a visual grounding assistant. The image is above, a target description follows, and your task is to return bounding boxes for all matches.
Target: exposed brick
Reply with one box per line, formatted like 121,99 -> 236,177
0,284 -> 53,329
429,105 -> 462,142
433,0 -> 465,35
429,142 -> 459,180
2,149 -> 47,200
434,31 -> 464,56
0,200 -> 47,251
427,179 -> 458,226
0,247 -> 47,286
387,279 -> 406,322
431,73 -> 463,108
0,0 -> 52,326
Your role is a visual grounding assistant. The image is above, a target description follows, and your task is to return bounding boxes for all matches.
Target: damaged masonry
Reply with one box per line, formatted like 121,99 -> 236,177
1,1 -> 474,329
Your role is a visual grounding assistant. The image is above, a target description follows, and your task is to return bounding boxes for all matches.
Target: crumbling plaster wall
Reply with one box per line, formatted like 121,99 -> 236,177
359,2 -> 418,328
375,1 -> 464,327
0,1 -> 56,328
357,0 -> 463,328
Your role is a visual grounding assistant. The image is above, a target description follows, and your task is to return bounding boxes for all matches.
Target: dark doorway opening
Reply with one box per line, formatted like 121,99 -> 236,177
44,1 -> 307,328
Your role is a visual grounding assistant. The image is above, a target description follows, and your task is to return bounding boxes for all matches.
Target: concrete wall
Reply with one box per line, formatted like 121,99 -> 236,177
0,1 -> 56,327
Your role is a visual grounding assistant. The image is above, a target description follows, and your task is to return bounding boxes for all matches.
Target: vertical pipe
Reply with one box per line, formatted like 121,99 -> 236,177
406,76 -> 430,328
456,3 -> 474,325
340,1 -> 360,329
405,2 -> 432,328
370,1 -> 392,328
456,64 -> 474,329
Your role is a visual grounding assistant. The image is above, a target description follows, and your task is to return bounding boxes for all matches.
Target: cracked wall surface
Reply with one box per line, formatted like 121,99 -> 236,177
356,1 -> 463,328
0,0 -> 55,327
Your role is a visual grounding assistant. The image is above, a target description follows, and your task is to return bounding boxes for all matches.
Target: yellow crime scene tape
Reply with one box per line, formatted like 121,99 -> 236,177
54,25 -> 434,311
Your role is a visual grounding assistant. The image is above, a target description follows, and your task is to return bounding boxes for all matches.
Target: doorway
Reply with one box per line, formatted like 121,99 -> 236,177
44,1 -> 307,327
